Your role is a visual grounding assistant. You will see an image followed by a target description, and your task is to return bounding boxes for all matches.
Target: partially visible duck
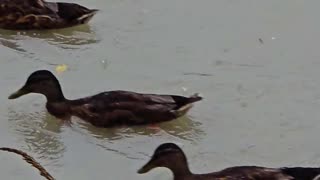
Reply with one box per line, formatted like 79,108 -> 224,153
8,70 -> 202,127
138,143 -> 320,180
0,0 -> 98,30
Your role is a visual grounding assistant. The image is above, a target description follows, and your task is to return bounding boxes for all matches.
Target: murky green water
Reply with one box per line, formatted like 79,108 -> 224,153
1,0 -> 320,179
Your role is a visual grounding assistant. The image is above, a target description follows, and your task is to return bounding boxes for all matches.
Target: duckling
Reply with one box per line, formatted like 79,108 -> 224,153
0,0 -> 98,30
138,143 -> 320,180
8,70 -> 202,127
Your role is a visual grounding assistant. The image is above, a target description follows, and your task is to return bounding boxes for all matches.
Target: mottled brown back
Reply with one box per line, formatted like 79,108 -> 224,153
0,0 -> 97,29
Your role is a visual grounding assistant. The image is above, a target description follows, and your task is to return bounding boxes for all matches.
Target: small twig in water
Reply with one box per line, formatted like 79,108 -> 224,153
0,147 -> 55,180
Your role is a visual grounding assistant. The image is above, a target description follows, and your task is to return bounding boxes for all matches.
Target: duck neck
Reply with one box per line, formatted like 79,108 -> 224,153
170,157 -> 192,180
173,167 -> 192,180
44,84 -> 66,103
46,92 -> 65,103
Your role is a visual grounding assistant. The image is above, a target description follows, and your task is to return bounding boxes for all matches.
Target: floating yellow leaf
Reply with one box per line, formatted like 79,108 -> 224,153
55,64 -> 68,73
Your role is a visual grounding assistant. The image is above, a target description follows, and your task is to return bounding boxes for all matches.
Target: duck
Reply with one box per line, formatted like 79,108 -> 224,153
8,70 -> 202,127
138,143 -> 320,180
0,0 -> 98,30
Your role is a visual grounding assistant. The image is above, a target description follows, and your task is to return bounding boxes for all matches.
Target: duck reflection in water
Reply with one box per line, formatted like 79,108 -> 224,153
8,103 -> 205,160
0,24 -> 99,52
74,115 -> 205,141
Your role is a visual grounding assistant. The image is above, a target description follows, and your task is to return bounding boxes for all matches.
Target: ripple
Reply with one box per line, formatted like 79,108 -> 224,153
66,115 -> 205,160
0,25 -> 100,52
7,109 -> 66,167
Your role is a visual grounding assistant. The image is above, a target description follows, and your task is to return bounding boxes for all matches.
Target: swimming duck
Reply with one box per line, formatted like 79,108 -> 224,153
138,143 -> 320,180
0,0 -> 98,30
8,70 -> 202,127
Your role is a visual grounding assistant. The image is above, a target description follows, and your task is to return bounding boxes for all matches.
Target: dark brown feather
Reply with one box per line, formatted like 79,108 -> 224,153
196,166 -> 293,180
67,91 -> 201,127
0,0 -> 97,29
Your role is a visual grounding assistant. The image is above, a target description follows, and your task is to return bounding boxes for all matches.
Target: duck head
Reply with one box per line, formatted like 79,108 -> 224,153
138,143 -> 191,176
8,70 -> 65,102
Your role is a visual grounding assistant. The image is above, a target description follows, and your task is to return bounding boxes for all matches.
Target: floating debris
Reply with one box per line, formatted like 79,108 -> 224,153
147,124 -> 161,131
55,64 -> 68,73
183,72 -> 213,77
101,59 -> 109,69
0,147 -> 55,180
181,87 -> 188,92
258,38 -> 264,44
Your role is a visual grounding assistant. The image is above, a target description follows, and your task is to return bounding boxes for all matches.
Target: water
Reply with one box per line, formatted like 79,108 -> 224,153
1,0 -> 320,179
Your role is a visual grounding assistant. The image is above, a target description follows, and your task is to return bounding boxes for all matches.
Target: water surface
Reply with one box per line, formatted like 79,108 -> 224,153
1,0 -> 320,179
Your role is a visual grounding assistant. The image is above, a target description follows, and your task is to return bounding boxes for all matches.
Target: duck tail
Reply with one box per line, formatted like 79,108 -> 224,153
188,93 -> 203,103
281,167 -> 320,180
173,103 -> 194,117
77,9 -> 99,24
172,93 -> 202,117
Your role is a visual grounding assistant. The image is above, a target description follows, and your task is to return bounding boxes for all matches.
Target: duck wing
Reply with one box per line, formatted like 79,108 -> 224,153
207,166 -> 293,180
69,91 -> 202,127
25,0 -> 46,9
281,167 -> 320,180
89,91 -> 202,107
40,2 -> 98,25
75,102 -> 178,126
0,0 -> 97,29
0,0 -> 54,15
0,0 -> 59,29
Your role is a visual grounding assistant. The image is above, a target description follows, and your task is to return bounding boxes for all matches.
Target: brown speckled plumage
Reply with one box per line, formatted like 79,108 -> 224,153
0,0 -> 97,30
138,143 -> 320,180
8,70 -> 202,127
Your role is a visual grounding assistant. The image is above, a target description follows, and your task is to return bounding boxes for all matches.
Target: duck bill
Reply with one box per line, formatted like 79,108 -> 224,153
8,86 -> 29,99
137,159 -> 155,174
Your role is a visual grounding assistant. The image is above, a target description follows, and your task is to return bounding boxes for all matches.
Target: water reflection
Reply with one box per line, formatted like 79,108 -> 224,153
69,116 -> 205,159
75,116 -> 205,142
7,107 -> 204,161
7,109 -> 65,166
0,25 -> 99,52
0,39 -> 26,52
